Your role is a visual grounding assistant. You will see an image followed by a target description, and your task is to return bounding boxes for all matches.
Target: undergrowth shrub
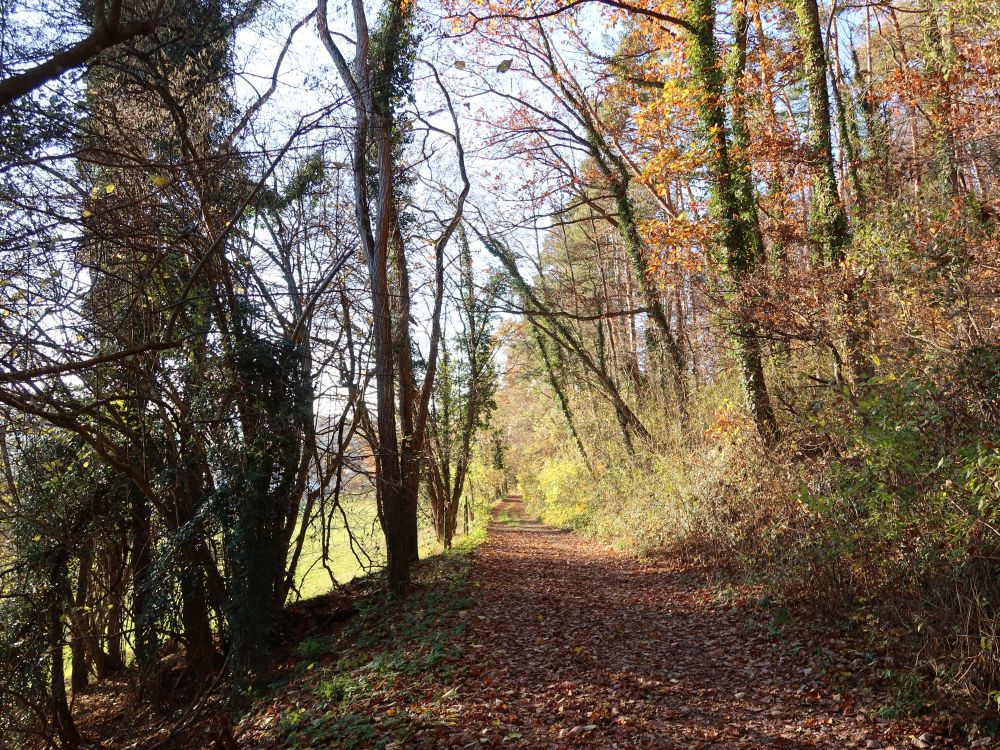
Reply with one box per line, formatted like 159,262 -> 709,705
521,454 -> 595,529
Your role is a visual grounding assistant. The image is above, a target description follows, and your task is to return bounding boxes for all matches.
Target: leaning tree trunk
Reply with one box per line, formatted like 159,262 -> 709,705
532,324 -> 594,475
481,230 -> 653,444
535,28 -> 690,427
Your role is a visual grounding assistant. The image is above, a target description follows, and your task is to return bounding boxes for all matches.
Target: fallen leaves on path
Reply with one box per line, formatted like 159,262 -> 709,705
430,499 -> 979,750
233,500 -> 985,750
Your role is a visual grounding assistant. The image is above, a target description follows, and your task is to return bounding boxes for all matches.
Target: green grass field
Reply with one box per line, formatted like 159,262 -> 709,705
288,501 -> 447,600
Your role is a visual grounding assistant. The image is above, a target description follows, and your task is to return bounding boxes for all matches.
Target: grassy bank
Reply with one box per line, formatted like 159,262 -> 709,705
246,528 -> 487,749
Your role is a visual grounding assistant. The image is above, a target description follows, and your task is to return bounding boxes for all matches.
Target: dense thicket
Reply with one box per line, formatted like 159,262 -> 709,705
0,0 -> 496,745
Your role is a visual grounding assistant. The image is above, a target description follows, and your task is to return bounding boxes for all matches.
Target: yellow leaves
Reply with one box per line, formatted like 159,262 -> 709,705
90,183 -> 116,199
496,59 -> 513,73
84,182 -> 117,218
32,534 -> 42,542
149,175 -> 171,188
661,80 -> 696,106
706,398 -> 751,444
640,213 -> 707,279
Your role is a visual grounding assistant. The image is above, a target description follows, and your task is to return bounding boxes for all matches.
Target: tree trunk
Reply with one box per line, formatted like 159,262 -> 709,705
793,0 -> 850,265
178,556 -> 218,678
130,483 -> 158,697
686,0 -> 780,444
70,547 -> 91,694
49,557 -> 81,747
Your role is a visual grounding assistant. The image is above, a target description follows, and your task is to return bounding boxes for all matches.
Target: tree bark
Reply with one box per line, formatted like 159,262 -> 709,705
685,0 -> 780,444
793,0 -> 850,265
49,557 -> 81,747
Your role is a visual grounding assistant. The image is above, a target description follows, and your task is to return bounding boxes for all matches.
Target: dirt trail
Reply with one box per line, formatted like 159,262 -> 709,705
442,498 -> 936,750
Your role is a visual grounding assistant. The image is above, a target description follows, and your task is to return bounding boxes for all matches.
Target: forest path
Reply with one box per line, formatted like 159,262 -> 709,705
441,497 -> 929,750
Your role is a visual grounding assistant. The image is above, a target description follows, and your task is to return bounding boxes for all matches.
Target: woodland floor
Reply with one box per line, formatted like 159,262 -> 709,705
422,498 -> 977,750
77,499 -> 986,749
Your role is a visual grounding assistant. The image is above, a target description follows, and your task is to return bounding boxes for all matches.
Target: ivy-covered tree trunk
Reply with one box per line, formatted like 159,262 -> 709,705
792,0 -> 873,384
793,0 -> 850,266
220,332 -> 310,682
426,249 -> 498,548
48,556 -> 81,747
921,0 -> 960,196
685,0 -> 780,444
727,0 -> 766,268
